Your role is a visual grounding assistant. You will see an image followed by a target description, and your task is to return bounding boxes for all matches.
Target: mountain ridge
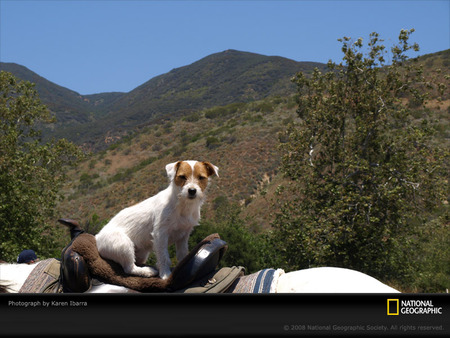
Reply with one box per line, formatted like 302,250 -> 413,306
1,50 -> 328,149
0,62 -> 126,124
101,49 -> 322,120
2,49 -> 448,151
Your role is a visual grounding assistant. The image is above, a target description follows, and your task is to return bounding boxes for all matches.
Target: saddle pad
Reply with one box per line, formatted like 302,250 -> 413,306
226,268 -> 284,293
19,258 -> 61,293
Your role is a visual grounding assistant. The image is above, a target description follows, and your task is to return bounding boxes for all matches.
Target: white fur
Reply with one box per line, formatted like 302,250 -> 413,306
95,160 -> 218,280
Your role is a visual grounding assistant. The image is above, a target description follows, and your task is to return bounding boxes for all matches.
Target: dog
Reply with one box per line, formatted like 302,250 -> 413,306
95,160 -> 219,280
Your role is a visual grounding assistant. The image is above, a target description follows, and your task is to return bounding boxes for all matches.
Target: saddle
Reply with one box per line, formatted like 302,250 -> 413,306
58,220 -> 232,293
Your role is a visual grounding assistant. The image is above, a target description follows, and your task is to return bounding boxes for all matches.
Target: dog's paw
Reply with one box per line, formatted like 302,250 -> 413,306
130,265 -> 158,278
143,266 -> 159,277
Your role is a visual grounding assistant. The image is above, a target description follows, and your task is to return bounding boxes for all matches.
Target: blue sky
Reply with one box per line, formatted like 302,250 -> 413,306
1,0 -> 449,95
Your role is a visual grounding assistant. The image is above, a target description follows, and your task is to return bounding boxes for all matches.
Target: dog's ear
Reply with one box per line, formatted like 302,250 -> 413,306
166,161 -> 181,181
203,162 -> 219,177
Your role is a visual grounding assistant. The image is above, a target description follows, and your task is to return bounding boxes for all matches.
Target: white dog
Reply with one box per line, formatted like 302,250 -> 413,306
95,160 -> 219,280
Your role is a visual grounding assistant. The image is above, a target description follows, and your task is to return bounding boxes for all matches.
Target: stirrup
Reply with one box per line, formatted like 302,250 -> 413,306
58,219 -> 91,292
168,237 -> 227,291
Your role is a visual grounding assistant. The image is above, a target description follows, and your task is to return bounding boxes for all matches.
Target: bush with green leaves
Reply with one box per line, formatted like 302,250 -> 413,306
0,71 -> 82,261
269,30 -> 448,288
189,197 -> 268,273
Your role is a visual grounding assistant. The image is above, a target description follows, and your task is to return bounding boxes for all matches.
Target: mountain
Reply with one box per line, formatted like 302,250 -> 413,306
0,62 -> 125,126
3,49 -> 447,151
1,50 -> 328,149
107,49 -> 326,122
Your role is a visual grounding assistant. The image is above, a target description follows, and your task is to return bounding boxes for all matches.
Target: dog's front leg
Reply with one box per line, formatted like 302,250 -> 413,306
175,233 -> 190,263
153,234 -> 172,280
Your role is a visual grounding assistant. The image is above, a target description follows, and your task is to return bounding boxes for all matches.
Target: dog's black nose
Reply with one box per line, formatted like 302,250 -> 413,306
188,188 -> 197,197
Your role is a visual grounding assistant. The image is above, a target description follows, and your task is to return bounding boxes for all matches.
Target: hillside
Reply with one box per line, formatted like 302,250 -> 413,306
51,50 -> 328,149
56,96 -> 299,231
2,50 -> 328,149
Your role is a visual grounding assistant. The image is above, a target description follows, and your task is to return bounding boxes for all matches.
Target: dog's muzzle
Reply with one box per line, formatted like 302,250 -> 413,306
188,188 -> 197,199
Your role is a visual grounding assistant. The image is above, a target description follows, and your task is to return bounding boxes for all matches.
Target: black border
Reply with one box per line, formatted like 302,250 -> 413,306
1,293 -> 448,336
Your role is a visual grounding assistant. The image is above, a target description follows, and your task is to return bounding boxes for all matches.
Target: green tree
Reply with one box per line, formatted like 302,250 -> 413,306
270,30 -> 448,285
189,196 -> 267,273
0,71 -> 83,261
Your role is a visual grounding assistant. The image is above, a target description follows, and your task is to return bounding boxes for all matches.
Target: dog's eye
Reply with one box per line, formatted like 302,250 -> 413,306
178,175 -> 187,180
198,176 -> 207,181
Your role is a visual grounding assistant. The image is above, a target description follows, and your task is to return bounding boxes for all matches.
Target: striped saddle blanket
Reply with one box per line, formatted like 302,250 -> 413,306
19,258 -> 61,293
226,268 -> 284,293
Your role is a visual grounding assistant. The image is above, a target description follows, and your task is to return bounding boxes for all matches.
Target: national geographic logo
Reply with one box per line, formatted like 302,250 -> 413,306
387,299 -> 399,315
387,299 -> 443,315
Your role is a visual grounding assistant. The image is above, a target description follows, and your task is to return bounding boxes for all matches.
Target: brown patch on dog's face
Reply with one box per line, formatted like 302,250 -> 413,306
174,161 -> 192,188
193,162 -> 212,191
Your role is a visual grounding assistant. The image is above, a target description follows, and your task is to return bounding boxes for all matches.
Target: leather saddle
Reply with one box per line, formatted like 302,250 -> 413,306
58,219 -> 227,293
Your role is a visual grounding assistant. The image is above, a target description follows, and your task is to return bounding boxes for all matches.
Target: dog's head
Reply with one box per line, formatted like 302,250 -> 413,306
166,160 -> 219,200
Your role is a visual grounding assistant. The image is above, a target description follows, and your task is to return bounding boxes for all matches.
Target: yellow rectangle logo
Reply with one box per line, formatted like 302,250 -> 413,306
387,299 -> 399,315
